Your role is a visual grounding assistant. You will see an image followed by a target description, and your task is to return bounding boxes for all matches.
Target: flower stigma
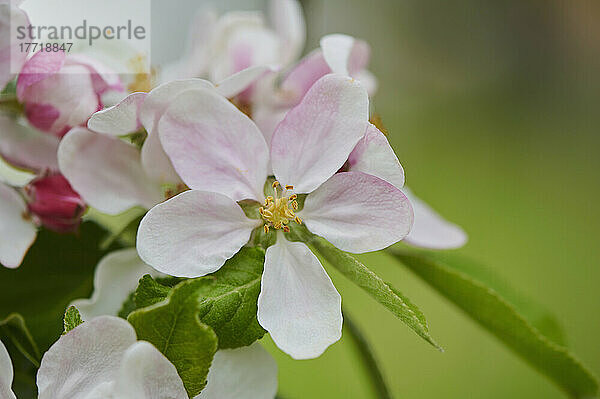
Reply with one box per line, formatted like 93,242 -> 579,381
259,181 -> 302,233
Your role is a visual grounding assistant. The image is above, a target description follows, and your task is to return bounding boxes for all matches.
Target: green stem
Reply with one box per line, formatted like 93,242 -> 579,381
343,309 -> 393,399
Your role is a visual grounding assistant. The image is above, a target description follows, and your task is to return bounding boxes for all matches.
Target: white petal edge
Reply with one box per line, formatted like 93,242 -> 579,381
271,74 -> 369,193
0,182 -> 36,269
402,187 -> 468,249
320,34 -> 354,76
70,248 -> 162,321
215,65 -> 279,99
258,238 -> 342,359
0,155 -> 36,187
113,341 -> 187,399
37,316 -> 137,399
87,92 -> 147,136
137,190 -> 260,278
300,171 -> 413,253
0,340 -> 16,399
58,128 -> 163,214
196,343 -> 277,399
270,0 -> 306,65
348,123 -> 405,188
158,88 -> 269,201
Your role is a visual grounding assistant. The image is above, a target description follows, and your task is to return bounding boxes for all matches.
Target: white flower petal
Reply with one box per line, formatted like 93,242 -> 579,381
37,316 -> 137,399
0,155 -> 36,187
320,34 -> 354,76
158,88 -> 269,201
0,340 -> 16,399
70,249 -> 162,320
270,0 -> 306,65
137,190 -> 259,278
271,74 -> 369,193
140,129 -> 181,185
197,343 -> 277,399
0,116 -> 60,172
402,188 -> 468,249
0,183 -> 36,269
301,172 -> 413,253
58,128 -> 163,214
87,92 -> 147,136
215,65 -> 279,99
113,341 -> 187,399
257,239 -> 342,359
348,123 -> 405,188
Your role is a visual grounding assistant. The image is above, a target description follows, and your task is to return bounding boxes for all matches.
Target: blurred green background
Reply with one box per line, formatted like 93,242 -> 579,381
261,0 -> 600,398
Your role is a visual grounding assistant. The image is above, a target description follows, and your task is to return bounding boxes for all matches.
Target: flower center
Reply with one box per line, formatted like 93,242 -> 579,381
259,181 -> 302,233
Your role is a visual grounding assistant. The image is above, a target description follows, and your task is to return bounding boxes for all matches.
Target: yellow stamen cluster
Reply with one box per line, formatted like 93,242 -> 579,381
259,181 -> 302,233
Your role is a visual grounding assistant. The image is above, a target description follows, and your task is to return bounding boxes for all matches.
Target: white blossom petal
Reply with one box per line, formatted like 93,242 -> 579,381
58,128 -> 163,214
402,187 -> 468,249
0,340 -> 16,399
158,88 -> 269,201
270,0 -> 306,66
0,116 -> 59,172
348,123 -> 405,188
0,182 -> 36,269
258,238 -> 342,359
320,34 -> 354,76
70,249 -> 161,320
137,190 -> 260,278
197,343 -> 277,399
0,155 -> 35,187
214,65 -> 279,99
271,74 -> 369,193
37,316 -> 137,399
87,92 -> 147,136
113,341 -> 187,399
301,172 -> 413,253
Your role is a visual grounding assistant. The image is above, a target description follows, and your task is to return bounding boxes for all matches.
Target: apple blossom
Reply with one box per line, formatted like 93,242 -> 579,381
16,51 -> 122,137
68,250 -> 278,399
0,339 -> 16,399
136,74 -> 413,359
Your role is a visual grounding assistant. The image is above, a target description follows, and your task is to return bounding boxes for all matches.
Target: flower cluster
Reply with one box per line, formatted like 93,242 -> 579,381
0,1 -> 467,398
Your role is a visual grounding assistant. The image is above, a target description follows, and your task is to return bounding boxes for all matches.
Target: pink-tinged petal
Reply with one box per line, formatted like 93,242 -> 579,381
347,39 -> 371,75
0,182 -> 36,269
87,92 -> 147,136
301,172 -> 413,253
65,54 -> 123,94
16,51 -> 66,100
139,79 -> 214,134
353,69 -> 378,96
0,340 -> 16,399
137,190 -> 259,278
402,188 -> 468,249
24,103 -> 60,133
198,344 -> 278,399
37,316 -> 137,399
58,128 -> 163,214
279,49 -> 330,104
320,34 -> 354,76
258,238 -> 342,359
140,130 -> 181,184
0,3 -> 28,90
270,0 -> 306,65
113,342 -> 187,399
159,88 -> 269,201
215,64 -> 279,99
71,249 -> 161,320
21,63 -> 100,136
252,104 -> 289,148
258,239 -> 342,359
271,74 -> 369,194
348,123 -> 405,188
0,116 -> 59,172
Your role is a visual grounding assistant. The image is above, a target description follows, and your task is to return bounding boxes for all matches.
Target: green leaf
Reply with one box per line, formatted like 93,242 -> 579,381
0,222 -> 118,352
294,228 -> 441,351
131,247 -> 266,350
0,313 -> 41,367
390,248 -> 599,398
134,275 -> 172,308
127,280 -> 219,397
62,306 -> 83,334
